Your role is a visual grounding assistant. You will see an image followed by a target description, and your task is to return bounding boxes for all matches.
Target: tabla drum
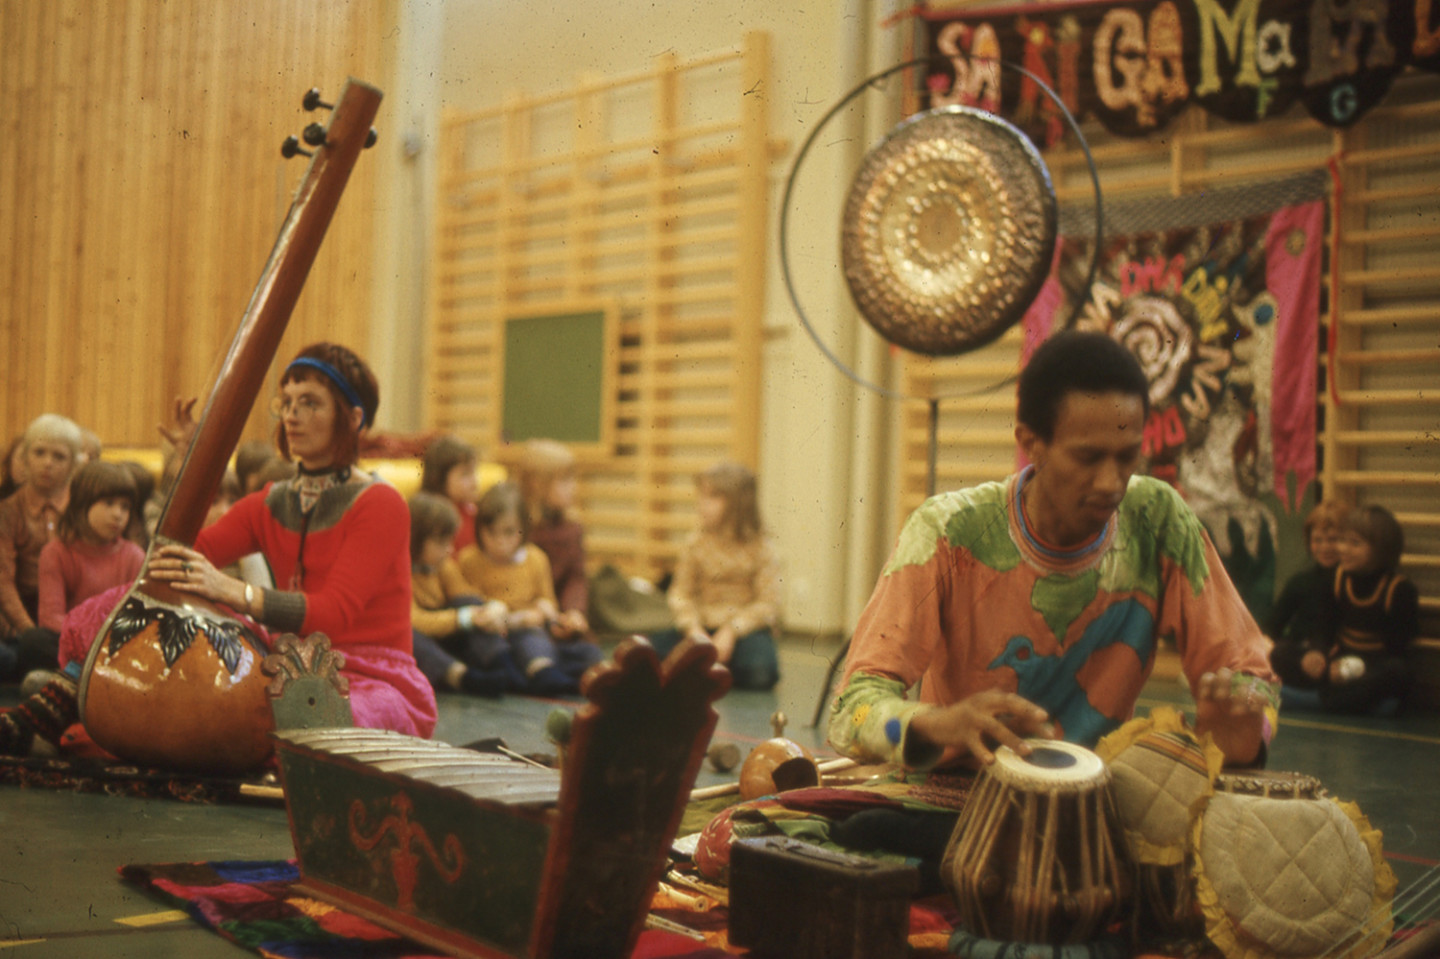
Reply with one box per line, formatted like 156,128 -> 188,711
942,739 -> 1131,945
1093,707 -> 1223,944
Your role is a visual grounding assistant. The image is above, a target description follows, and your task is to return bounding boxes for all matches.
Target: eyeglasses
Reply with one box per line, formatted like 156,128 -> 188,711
269,395 -> 326,421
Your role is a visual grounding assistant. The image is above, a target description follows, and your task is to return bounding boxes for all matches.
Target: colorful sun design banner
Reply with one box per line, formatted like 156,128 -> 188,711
1022,172 -> 1326,569
921,0 -> 1440,145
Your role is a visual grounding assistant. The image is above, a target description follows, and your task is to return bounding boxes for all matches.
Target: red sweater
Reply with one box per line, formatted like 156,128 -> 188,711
196,478 -> 413,653
37,537 -> 145,631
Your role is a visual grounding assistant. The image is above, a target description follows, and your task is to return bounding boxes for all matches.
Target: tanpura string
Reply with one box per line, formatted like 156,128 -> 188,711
1313,861 -> 1440,959
1391,863 -> 1440,928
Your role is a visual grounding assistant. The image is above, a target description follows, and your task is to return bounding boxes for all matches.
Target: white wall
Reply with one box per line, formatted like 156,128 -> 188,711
368,0 -> 913,634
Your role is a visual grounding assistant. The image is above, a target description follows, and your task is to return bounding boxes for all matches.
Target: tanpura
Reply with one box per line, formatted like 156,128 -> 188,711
76,80 -> 383,775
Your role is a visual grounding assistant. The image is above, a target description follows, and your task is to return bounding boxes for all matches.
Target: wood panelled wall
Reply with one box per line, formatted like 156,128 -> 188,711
428,33 -> 776,579
1,0 -> 390,449
898,71 -> 1440,644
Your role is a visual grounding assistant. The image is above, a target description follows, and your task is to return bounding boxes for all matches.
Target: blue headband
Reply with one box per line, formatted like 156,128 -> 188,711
286,357 -> 368,427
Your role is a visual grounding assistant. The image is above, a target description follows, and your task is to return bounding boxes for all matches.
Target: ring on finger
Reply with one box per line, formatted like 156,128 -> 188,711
183,562 -> 193,575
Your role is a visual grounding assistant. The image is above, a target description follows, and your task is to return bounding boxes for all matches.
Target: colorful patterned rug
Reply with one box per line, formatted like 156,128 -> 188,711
0,753 -> 279,804
119,859 -> 960,958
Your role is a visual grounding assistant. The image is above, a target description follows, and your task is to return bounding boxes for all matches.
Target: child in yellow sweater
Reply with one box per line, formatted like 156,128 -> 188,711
408,493 -> 522,697
456,482 -> 604,696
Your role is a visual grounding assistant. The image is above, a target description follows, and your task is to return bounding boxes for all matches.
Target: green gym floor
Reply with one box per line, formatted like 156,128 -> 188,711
2,639 -> 1438,957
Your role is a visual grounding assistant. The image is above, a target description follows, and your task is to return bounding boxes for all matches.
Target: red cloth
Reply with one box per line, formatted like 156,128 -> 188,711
1265,199 -> 1324,508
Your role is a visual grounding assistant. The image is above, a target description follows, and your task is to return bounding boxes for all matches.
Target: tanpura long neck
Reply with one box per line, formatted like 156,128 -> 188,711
153,80 -> 382,548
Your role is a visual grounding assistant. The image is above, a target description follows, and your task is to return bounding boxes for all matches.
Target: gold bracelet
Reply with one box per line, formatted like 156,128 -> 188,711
244,583 -> 255,615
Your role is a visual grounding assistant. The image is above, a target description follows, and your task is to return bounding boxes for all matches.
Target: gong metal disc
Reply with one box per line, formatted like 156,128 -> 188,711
841,105 -> 1058,356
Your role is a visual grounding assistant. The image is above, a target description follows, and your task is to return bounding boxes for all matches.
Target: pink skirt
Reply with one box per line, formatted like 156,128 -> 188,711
60,585 -> 437,739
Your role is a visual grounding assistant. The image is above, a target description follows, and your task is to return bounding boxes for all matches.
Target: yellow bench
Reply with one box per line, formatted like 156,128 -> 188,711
101,448 -> 506,501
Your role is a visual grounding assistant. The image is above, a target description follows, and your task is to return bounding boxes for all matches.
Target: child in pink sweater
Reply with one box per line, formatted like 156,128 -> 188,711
25,461 -> 144,671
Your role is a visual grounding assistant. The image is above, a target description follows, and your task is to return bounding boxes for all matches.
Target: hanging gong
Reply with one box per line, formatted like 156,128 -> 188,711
841,105 -> 1058,356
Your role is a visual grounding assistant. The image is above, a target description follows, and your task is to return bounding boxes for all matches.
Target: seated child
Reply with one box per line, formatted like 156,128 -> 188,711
456,482 -> 603,696
1267,499 -> 1348,690
649,461 -> 781,691
22,461 -> 144,684
1315,505 -> 1419,714
407,492 -> 521,697
421,435 -> 481,556
516,439 -> 591,639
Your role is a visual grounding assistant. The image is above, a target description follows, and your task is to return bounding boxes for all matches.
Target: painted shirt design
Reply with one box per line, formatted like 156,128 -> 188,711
829,471 -> 1278,768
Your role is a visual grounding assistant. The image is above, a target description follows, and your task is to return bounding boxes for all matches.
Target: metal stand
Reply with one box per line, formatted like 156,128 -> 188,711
810,399 -> 941,728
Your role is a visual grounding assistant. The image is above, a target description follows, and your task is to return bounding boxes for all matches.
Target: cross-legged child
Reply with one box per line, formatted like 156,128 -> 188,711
1316,505 -> 1419,714
456,482 -> 603,696
407,492 -> 522,697
649,461 -> 781,691
1267,499 -> 1348,691
23,461 -> 145,678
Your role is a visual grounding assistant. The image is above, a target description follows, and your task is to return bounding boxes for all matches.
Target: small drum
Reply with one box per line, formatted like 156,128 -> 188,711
1193,769 -> 1394,959
942,740 -> 1131,945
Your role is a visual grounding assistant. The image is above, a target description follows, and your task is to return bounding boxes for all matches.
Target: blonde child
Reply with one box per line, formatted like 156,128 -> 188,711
0,414 -> 84,645
407,492 -> 520,697
456,481 -> 603,696
1314,505 -> 1418,714
516,439 -> 590,639
23,461 -> 145,676
649,461 -> 780,690
421,435 -> 480,555
1267,499 -> 1349,691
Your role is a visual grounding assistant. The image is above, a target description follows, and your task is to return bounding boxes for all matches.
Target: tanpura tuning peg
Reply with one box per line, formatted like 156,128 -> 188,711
280,136 -> 312,159
302,122 -> 328,148
302,88 -> 333,112
365,128 -> 378,149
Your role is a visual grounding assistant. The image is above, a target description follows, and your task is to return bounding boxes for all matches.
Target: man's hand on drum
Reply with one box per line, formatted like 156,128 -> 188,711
1193,667 -> 1266,766
909,689 -> 1057,766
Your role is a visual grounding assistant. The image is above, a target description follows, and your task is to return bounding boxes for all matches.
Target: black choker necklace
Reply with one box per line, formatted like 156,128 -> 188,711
296,463 -> 352,480
294,465 -> 352,516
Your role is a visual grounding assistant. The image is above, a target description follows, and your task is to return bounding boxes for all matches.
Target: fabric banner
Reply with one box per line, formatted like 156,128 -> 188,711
1022,172 -> 1326,574
921,0 -> 1440,144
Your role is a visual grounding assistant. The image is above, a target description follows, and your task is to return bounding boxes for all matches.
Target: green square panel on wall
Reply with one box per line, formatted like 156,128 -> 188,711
500,304 -> 616,453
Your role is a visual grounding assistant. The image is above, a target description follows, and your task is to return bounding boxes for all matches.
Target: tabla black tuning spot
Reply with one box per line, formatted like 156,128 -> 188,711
302,88 -> 333,112
280,136 -> 312,159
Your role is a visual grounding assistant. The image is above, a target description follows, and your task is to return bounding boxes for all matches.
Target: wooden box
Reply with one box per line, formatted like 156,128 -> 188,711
727,835 -> 918,959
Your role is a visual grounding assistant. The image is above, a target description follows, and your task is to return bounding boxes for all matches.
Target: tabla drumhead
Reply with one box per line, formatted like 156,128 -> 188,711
991,739 -> 1107,789
841,105 -> 1057,356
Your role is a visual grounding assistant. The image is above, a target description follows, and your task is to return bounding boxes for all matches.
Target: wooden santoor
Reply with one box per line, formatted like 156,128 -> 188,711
275,637 -> 731,959
942,740 -> 1131,945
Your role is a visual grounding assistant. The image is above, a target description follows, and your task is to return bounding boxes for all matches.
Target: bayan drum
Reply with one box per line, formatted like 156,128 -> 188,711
1192,769 -> 1396,959
943,739 -> 1131,945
